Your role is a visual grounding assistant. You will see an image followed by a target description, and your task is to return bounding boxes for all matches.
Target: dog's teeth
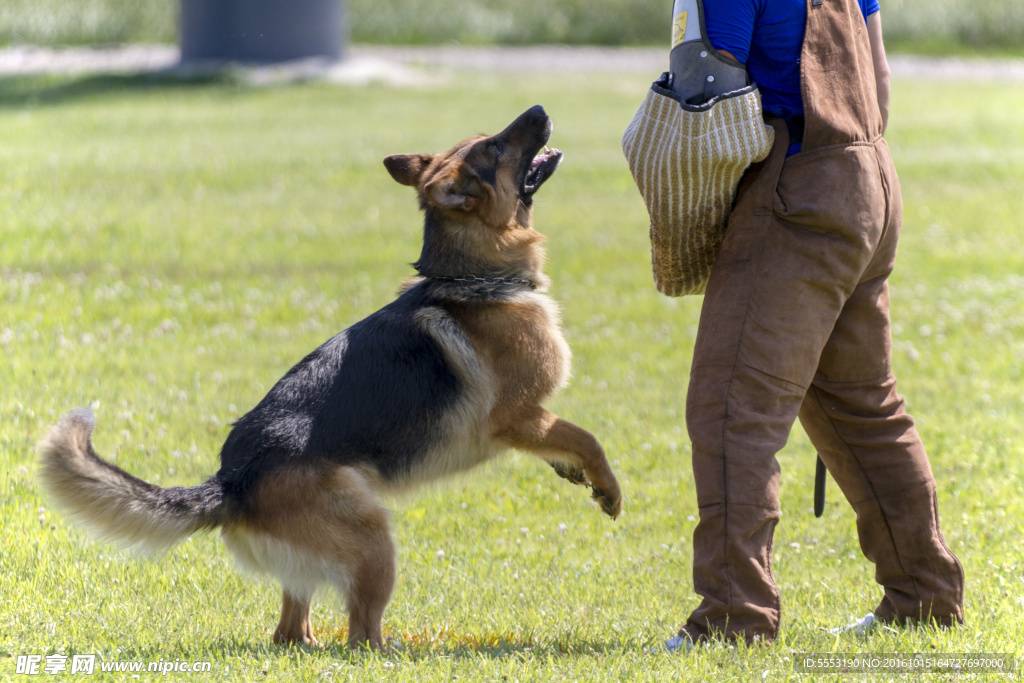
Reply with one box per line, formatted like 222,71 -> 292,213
532,148 -> 552,169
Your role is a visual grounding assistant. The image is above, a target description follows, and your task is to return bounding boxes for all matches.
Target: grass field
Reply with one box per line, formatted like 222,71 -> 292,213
1,66 -> 1023,681
1,0 -> 1024,55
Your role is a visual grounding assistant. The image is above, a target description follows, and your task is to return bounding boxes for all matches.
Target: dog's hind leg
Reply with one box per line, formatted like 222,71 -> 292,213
333,517 -> 395,651
233,465 -> 396,649
222,526 -> 326,647
273,590 -> 319,647
499,407 -> 622,519
284,466 -> 395,650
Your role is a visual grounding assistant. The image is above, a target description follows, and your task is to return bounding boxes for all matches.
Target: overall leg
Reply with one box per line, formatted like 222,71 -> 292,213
685,233 -> 813,641
684,221 -> 827,643
798,222 -> 964,626
801,376 -> 964,626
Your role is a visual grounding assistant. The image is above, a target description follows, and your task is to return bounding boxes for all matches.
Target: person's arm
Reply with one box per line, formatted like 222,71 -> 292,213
866,11 -> 891,132
703,0 -> 756,65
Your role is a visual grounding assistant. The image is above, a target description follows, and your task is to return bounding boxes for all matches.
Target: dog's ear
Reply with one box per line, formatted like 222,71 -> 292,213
424,174 -> 478,212
383,154 -> 434,187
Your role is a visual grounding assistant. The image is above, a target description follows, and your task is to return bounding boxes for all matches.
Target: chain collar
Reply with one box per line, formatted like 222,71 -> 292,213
428,275 -> 537,290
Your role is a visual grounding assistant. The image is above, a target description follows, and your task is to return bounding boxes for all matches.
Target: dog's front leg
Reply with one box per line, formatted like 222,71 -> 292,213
498,407 -> 622,519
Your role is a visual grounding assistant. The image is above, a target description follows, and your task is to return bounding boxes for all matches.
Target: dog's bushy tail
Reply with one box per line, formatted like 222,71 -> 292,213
38,409 -> 225,553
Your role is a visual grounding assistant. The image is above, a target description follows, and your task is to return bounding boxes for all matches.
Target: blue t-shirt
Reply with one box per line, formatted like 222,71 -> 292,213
703,0 -> 879,121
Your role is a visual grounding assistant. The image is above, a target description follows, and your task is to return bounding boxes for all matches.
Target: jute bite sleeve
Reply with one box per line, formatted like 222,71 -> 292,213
622,80 -> 774,296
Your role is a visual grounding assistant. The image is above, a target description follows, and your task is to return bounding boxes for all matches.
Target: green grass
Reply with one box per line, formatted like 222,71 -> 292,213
1,0 -> 1024,55
2,69 -> 1023,681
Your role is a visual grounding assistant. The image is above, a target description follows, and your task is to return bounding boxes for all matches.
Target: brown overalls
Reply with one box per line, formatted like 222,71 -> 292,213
680,0 -> 965,644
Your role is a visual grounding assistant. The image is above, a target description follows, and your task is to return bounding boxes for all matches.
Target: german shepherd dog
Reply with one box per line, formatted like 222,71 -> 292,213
39,105 -> 622,650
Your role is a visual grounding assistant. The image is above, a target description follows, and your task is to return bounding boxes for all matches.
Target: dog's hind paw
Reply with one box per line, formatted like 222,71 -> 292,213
592,486 -> 623,519
551,462 -> 589,486
273,633 -> 323,649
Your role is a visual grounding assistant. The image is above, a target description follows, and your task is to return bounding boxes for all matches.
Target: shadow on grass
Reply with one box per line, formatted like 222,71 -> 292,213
183,629 -> 639,662
340,626 -> 641,661
0,70 -> 240,108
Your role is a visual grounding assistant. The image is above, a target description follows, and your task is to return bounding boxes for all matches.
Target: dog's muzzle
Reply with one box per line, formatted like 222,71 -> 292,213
523,147 -> 562,197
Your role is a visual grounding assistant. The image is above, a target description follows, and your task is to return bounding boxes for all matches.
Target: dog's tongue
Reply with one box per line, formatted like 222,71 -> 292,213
532,147 -> 554,168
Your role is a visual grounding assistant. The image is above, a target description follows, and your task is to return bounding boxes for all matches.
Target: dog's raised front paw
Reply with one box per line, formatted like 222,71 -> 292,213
591,486 -> 623,519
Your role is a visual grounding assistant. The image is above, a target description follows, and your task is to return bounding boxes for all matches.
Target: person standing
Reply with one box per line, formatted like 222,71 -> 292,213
669,0 -> 965,647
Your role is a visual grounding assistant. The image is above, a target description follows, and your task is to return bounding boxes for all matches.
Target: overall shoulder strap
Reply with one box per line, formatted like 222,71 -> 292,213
800,0 -> 883,149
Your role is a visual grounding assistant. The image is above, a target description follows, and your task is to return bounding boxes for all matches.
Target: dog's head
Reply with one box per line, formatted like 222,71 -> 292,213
383,105 -> 562,232
383,106 -> 563,284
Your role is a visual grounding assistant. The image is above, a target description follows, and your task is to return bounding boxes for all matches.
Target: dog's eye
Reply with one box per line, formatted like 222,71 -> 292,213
493,142 -> 504,158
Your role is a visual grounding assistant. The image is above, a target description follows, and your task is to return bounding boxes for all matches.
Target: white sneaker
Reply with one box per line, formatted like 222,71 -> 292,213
829,613 -> 877,635
664,634 -> 694,653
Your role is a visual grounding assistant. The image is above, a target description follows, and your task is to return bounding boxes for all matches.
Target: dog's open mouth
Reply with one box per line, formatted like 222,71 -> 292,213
522,147 -> 563,198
